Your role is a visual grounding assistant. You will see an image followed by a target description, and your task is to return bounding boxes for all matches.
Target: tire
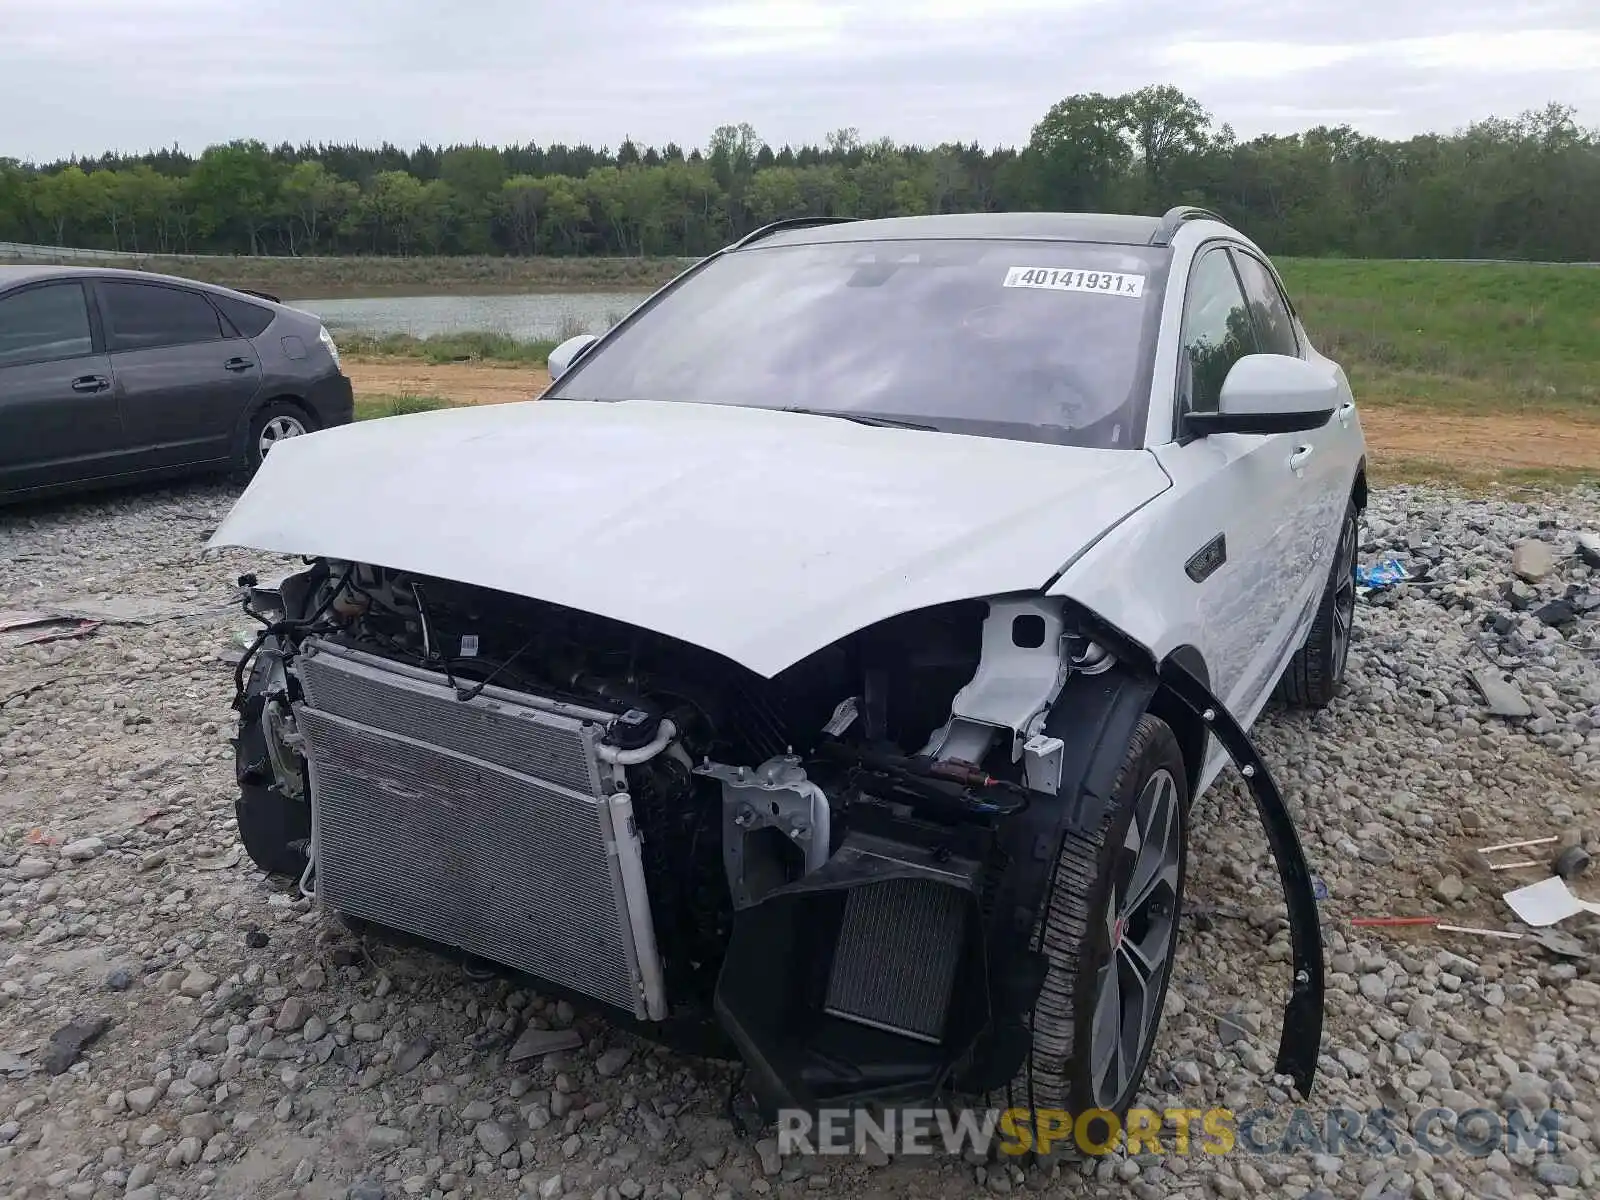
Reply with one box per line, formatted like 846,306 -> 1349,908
1278,499 -> 1359,708
1011,714 -> 1189,1135
235,713 -> 311,877
244,400 -> 313,472
234,649 -> 311,878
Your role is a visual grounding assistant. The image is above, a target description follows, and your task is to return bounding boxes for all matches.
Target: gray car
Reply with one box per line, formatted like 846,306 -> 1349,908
0,265 -> 353,502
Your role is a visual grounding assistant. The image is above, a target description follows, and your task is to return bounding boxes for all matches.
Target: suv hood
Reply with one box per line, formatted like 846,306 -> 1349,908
210,400 -> 1169,677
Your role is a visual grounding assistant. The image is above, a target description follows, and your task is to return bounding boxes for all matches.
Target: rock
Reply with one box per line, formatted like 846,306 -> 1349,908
596,1046 -> 633,1078
421,1083 -> 458,1106
244,927 -> 269,949
367,1125 -> 410,1151
1576,531 -> 1600,568
509,1026 -> 583,1063
352,1022 -> 382,1042
1511,539 -> 1557,581
1535,1162 -> 1580,1187
1469,668 -> 1532,718
178,969 -> 218,999
1567,980 -> 1600,1008
1533,599 -> 1577,627
394,1036 -> 434,1074
127,1085 -> 162,1115
274,996 -> 310,1031
756,1138 -> 783,1177
104,966 -> 135,991
476,1120 -> 514,1157
349,1180 -> 388,1200
1432,875 -> 1464,903
186,1060 -> 218,1088
539,1175 -> 564,1200
1359,974 -> 1389,1002
1172,1060 -> 1203,1086
61,836 -> 106,860
42,1013 -> 111,1074
13,858 -> 52,880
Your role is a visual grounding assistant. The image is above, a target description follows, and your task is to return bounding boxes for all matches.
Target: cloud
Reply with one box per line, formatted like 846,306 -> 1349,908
0,0 -> 1595,162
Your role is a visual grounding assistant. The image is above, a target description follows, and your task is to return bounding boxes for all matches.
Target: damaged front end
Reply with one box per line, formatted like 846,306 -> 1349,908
230,560 -> 1324,1121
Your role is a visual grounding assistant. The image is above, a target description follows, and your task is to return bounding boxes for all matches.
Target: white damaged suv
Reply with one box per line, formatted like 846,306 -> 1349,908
211,208 -> 1364,1128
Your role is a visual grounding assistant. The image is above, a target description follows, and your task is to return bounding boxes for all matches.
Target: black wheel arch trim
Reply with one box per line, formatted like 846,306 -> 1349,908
1052,603 -> 1324,1097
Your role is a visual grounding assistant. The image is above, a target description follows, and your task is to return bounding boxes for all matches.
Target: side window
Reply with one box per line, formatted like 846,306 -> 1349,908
1179,248 -> 1257,415
100,282 -> 224,352
0,283 -> 94,367
1230,251 -> 1300,357
210,293 -> 274,338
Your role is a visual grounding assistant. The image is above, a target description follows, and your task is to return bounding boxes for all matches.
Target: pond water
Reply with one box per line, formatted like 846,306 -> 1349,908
286,291 -> 652,340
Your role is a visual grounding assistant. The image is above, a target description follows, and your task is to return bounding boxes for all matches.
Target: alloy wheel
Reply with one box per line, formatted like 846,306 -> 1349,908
1088,767 -> 1183,1109
1331,513 -> 1358,675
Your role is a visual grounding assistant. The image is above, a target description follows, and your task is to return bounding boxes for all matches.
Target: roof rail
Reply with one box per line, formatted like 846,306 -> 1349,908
728,217 -> 856,250
1150,206 -> 1229,246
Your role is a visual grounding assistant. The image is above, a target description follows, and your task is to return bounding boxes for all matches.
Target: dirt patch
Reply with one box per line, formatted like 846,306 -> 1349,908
346,357 -> 1599,477
1361,407 -> 1600,472
345,357 -> 548,407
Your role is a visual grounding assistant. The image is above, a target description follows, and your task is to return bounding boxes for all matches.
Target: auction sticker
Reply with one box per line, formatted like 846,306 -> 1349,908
1003,266 -> 1145,297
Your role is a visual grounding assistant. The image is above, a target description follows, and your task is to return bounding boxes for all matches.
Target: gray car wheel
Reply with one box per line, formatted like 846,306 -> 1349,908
245,402 -> 313,472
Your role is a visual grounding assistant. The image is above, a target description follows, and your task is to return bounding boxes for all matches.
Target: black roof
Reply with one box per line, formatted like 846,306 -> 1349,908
0,263 -> 283,305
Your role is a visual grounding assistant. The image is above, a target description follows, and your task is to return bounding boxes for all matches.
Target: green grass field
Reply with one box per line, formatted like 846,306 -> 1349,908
1279,259 -> 1600,419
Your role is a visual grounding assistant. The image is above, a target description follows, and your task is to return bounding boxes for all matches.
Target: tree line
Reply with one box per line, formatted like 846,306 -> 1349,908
2,86 -> 1596,262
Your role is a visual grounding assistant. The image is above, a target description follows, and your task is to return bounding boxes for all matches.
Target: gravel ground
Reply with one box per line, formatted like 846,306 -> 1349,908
1,480 -> 1598,1200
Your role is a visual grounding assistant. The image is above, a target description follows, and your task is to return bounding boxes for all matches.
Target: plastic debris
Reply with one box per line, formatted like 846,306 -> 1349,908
1504,876 -> 1600,927
1355,559 -> 1411,595
1553,844 -> 1592,881
43,1015 -> 111,1075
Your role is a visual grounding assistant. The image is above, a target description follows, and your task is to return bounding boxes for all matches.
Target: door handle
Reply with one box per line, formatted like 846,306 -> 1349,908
1288,445 -> 1314,474
223,357 -> 255,372
1336,401 -> 1355,428
71,375 -> 110,393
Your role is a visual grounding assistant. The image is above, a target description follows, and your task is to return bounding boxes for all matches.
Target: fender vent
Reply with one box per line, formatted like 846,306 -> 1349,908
823,878 -> 968,1044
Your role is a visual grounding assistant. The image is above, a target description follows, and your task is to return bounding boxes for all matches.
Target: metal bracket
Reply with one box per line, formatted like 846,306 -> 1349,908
1158,655 -> 1325,1097
697,756 -> 833,909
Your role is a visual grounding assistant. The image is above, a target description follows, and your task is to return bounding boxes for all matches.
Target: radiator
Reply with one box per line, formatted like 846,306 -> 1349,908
824,876 -> 968,1044
293,640 -> 658,1019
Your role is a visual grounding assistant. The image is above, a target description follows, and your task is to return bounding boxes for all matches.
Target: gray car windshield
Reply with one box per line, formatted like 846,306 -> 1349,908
547,238 -> 1169,449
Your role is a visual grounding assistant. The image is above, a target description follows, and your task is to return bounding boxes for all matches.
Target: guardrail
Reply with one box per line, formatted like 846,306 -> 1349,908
2,240 -> 1594,269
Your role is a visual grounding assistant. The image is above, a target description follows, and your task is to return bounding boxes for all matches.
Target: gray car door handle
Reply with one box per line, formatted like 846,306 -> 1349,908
71,375 -> 110,393
1288,445 -> 1314,474
223,357 -> 255,372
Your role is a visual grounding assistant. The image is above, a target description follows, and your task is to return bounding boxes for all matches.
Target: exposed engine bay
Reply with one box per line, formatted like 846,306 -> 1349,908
233,556 -> 1325,1118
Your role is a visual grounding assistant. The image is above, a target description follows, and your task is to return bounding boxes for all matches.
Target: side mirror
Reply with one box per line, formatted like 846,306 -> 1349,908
1184,354 -> 1340,437
547,333 -> 598,382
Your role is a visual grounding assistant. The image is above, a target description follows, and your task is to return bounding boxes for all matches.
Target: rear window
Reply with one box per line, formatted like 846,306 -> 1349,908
210,293 -> 275,338
547,238 -> 1170,449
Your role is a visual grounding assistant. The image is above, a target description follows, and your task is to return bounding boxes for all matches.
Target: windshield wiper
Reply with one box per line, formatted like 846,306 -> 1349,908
777,407 -> 939,432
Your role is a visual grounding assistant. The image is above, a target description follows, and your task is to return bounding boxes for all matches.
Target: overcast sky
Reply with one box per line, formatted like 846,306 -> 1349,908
4,0 -> 1598,163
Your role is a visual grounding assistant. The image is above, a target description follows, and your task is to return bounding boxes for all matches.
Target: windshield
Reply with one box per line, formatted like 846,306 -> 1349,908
548,237 -> 1169,449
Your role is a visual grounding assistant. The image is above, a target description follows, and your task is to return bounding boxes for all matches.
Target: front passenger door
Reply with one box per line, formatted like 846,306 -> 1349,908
95,280 -> 263,468
1149,247 -> 1307,724
0,281 -> 126,495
